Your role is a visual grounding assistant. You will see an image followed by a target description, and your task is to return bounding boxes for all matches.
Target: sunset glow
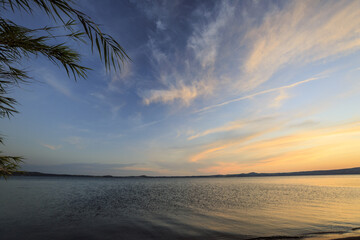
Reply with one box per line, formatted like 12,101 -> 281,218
2,0 -> 360,176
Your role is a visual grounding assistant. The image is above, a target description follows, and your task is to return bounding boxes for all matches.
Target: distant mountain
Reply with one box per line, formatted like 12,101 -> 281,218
9,167 -> 360,178
226,167 -> 360,177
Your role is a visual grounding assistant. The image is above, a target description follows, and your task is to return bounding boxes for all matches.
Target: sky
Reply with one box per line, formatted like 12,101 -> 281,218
2,0 -> 360,176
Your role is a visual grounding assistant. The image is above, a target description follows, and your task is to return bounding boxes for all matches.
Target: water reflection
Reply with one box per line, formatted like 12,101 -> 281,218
0,176 -> 359,240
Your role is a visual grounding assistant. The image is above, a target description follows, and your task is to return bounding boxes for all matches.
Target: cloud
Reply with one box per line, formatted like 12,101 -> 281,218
41,143 -> 62,150
194,120 -> 360,173
106,63 -> 133,92
270,89 -> 289,108
239,139 -> 360,173
238,121 -> 360,153
189,127 -> 279,162
143,83 -> 198,106
142,1 -> 360,109
133,119 -> 165,130
40,70 -> 73,98
187,2 -> 235,69
140,1 -> 234,106
90,92 -> 106,100
60,125 -> 90,133
188,116 -> 274,140
90,92 -> 124,119
188,121 -> 246,140
288,120 -> 319,129
156,19 -> 166,31
64,136 -> 85,149
241,0 -> 360,91
110,105 -> 123,119
196,76 -> 323,113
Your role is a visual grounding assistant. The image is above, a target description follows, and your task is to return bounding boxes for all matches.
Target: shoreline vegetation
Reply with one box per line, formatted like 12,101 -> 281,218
10,166 -> 360,179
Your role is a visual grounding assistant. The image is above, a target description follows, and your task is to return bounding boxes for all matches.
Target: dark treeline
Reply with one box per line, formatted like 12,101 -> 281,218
9,167 -> 360,179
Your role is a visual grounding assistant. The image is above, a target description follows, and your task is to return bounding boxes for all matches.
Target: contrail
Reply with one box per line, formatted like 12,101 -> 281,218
195,76 -> 324,113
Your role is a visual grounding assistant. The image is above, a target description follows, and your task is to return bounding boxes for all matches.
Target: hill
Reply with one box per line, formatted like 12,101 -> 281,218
9,167 -> 360,178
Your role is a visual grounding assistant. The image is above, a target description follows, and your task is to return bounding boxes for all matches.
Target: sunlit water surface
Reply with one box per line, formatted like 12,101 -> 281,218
0,175 -> 359,240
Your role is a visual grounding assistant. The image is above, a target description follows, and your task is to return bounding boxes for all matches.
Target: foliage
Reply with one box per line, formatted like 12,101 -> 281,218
0,0 -> 130,178
0,153 -> 23,179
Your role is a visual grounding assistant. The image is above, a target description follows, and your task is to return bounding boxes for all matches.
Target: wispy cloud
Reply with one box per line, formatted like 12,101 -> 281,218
143,83 -> 199,106
41,143 -> 62,150
270,89 -> 289,108
40,71 -> 73,98
64,136 -> 85,149
187,1 -> 235,69
240,0 -> 360,91
15,1 -> 360,176
140,1 -> 360,109
196,76 -> 323,113
195,120 -> 360,173
106,63 -> 133,92
189,127 -> 279,162
188,121 -> 246,141
60,125 -> 90,133
90,92 -> 124,119
188,116 -> 274,140
239,121 -> 360,153
141,1 -> 234,106
133,119 -> 165,130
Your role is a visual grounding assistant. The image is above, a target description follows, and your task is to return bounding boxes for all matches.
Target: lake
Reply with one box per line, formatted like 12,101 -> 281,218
0,175 -> 359,240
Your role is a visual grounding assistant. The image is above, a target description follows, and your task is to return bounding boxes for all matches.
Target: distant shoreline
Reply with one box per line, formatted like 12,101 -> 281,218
11,166 -> 360,179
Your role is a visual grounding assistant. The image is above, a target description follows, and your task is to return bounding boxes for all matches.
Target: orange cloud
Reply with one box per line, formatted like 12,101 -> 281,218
245,139 -> 360,173
198,139 -> 360,175
41,144 -> 62,150
239,121 -> 360,153
188,120 -> 246,140
189,127 -> 279,162
190,145 -> 228,162
191,120 -> 360,174
242,0 -> 360,91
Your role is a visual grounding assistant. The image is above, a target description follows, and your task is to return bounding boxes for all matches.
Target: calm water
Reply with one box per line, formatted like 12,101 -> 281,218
0,175 -> 359,240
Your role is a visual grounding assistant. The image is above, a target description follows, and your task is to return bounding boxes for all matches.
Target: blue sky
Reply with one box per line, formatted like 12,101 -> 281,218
2,0 -> 360,176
